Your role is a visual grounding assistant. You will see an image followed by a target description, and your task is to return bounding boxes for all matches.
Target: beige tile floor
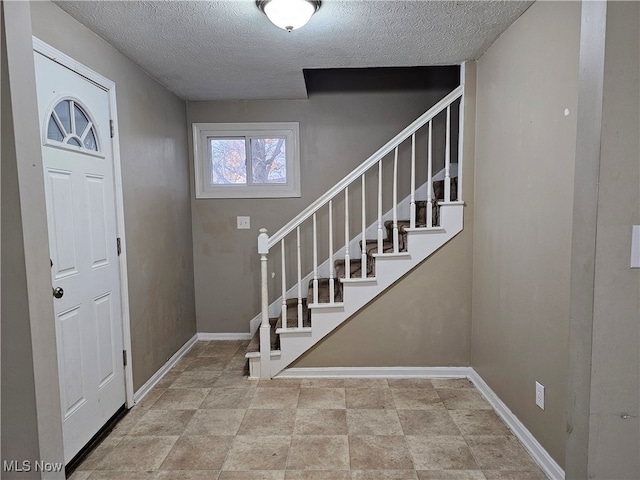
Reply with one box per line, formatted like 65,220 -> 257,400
69,341 -> 548,480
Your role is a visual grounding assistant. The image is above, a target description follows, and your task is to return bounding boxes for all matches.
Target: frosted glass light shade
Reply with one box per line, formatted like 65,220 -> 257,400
259,0 -> 320,32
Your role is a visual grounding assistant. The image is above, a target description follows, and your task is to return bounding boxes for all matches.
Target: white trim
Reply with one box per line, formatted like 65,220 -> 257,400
279,366 -> 563,480
197,332 -> 252,341
133,334 -> 198,404
468,370 -> 565,480
250,317 -> 262,336
33,38 -> 115,89
32,37 -> 136,409
277,366 -> 473,378
457,62 -> 466,202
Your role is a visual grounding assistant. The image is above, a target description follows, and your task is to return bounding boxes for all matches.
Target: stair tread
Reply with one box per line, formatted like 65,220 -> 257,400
384,219 -> 428,232
360,238 -> 401,256
308,277 -> 343,303
335,258 -> 375,278
246,318 -> 279,354
275,299 -> 310,329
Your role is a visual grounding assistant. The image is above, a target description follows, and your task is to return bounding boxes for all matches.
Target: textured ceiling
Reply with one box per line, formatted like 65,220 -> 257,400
54,0 -> 533,101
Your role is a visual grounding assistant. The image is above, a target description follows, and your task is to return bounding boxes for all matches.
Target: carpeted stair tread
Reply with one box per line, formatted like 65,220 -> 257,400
335,258 -> 375,279
246,317 -> 279,353
275,298 -> 310,329
308,278 -> 343,303
384,219 -> 428,235
360,239 -> 396,257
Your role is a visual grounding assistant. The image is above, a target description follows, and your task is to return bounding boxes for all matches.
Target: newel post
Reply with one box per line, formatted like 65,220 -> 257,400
257,228 -> 271,379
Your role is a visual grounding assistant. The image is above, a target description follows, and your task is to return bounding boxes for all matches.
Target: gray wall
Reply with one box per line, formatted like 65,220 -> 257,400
586,3 -> 640,475
187,87 -> 456,336
565,1 -> 640,477
30,1 -> 196,390
2,4 -> 42,474
294,232 -> 473,367
471,1 -> 581,466
2,2 -> 64,477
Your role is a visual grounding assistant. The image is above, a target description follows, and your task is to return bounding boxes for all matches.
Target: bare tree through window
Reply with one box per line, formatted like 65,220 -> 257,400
210,137 -> 286,185
251,138 -> 286,184
210,138 -> 246,184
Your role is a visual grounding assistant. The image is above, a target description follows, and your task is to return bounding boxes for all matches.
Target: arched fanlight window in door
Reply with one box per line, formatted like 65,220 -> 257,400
46,98 -> 100,153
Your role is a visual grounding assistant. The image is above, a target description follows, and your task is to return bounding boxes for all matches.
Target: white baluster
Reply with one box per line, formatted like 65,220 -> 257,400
258,228 -> 271,379
427,120 -> 433,228
410,133 -> 416,229
393,147 -> 399,252
281,239 -> 287,331
296,226 -> 303,328
457,95 -> 464,202
312,213 -> 318,304
445,105 -> 451,203
377,160 -> 383,254
328,200 -> 335,303
361,174 -> 367,278
344,187 -> 350,280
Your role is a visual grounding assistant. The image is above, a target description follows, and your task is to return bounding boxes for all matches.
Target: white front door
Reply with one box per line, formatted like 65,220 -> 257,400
34,50 -> 126,464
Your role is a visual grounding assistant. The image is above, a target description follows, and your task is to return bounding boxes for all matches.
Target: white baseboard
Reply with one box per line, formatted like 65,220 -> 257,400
279,365 -> 563,480
197,332 -> 252,341
133,334 -> 198,404
278,366 -> 473,378
468,370 -> 565,480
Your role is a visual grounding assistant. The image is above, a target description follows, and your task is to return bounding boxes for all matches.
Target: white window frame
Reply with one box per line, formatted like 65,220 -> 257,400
193,122 -> 301,199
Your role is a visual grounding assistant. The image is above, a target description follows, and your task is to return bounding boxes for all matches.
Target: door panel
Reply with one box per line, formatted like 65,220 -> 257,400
58,306 -> 86,417
86,175 -> 109,267
95,293 -> 116,386
47,169 -> 79,276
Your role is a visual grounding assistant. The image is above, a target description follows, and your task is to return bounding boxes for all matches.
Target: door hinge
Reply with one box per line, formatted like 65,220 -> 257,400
110,119 -> 115,138
116,237 -> 121,256
123,350 -> 128,367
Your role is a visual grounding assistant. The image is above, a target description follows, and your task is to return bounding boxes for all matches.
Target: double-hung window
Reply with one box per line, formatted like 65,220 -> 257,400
193,122 -> 301,198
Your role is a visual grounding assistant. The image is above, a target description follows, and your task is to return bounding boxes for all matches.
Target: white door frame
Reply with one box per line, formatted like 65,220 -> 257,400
33,37 -> 135,408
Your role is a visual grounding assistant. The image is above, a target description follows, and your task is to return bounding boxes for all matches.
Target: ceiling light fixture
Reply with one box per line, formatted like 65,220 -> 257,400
257,0 -> 321,32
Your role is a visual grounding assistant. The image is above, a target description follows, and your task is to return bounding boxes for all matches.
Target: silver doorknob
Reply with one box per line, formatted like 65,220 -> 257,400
53,287 -> 64,299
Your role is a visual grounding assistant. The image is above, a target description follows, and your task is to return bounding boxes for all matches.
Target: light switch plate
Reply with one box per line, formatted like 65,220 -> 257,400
237,216 -> 250,230
535,381 -> 545,410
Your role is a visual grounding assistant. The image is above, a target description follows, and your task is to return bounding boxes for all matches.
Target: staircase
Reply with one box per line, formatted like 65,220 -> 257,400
246,86 -> 465,379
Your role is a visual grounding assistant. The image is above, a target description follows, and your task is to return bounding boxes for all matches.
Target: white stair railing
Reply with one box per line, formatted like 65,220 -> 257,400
256,86 -> 464,379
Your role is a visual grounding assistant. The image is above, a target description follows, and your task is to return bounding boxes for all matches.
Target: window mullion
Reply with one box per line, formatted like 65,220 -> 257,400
70,101 -> 77,136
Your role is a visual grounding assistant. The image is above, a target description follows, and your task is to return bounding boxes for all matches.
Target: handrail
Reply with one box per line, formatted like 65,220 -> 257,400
266,85 -> 463,249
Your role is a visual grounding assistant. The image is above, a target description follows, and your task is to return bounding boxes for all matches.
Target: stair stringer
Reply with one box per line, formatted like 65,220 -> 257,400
266,202 -> 464,377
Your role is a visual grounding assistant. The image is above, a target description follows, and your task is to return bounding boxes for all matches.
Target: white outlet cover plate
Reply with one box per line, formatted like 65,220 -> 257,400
237,216 -> 250,229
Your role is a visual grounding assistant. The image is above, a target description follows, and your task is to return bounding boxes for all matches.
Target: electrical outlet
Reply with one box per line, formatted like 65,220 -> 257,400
535,381 -> 545,410
237,216 -> 250,230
